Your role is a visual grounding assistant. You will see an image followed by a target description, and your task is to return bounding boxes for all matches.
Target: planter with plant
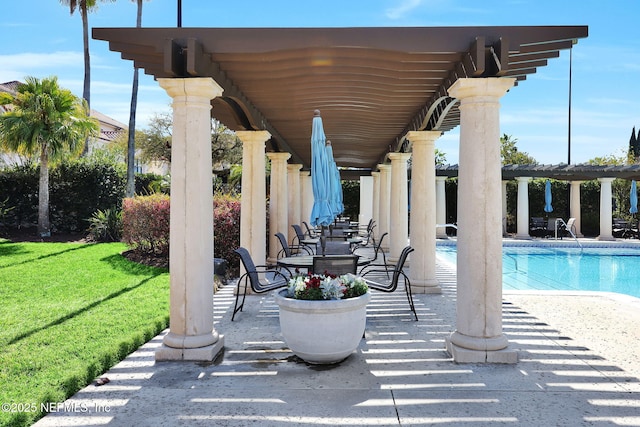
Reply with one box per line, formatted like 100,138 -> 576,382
274,272 -> 370,364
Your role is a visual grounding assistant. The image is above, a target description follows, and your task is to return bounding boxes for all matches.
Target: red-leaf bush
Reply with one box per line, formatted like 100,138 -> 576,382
213,193 -> 241,275
122,194 -> 171,255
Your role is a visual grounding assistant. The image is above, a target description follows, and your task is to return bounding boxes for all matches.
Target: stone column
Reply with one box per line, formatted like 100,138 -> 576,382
388,153 -> 411,262
502,181 -> 508,236
359,175 -> 373,227
155,77 -> 224,361
408,131 -> 441,293
598,177 -> 615,241
378,164 -> 392,250
236,131 -> 270,271
435,176 -> 448,239
569,180 -> 584,237
300,171 -> 313,227
371,171 -> 380,239
287,164 -> 302,243
515,177 -> 532,239
267,152 -> 291,262
445,77 -> 517,364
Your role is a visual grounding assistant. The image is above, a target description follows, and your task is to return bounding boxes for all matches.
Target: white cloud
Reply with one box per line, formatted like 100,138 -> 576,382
385,0 -> 424,19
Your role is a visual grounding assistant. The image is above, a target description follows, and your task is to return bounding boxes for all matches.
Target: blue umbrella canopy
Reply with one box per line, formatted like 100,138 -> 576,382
325,140 -> 344,217
544,179 -> 553,213
630,180 -> 638,214
310,110 -> 335,227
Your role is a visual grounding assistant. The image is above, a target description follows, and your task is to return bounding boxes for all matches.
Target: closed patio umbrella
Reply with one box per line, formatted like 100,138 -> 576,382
630,180 -> 638,214
544,179 -> 553,213
325,140 -> 344,218
310,110 -> 335,227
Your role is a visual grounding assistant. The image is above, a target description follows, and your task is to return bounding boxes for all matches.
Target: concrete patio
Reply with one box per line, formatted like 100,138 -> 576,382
35,248 -> 640,426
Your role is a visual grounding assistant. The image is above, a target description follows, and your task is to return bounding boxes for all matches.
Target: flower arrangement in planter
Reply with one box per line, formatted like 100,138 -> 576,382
275,272 -> 371,364
285,272 -> 368,301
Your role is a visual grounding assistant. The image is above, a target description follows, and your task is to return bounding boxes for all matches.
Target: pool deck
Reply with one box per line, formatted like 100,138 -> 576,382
34,239 -> 640,427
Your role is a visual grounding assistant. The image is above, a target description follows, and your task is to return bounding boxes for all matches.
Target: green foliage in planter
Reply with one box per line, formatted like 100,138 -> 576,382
122,194 -> 170,255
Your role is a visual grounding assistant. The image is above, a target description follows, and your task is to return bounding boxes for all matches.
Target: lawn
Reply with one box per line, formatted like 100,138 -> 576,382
0,240 -> 170,427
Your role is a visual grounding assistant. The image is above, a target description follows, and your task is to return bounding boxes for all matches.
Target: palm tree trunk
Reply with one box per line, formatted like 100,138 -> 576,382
38,149 -> 51,237
81,1 -> 91,156
125,0 -> 144,197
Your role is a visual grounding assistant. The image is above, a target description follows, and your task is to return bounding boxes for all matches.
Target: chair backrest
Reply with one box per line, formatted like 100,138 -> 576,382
292,224 -> 306,243
392,246 -> 414,283
373,232 -> 388,260
275,232 -> 292,257
235,247 -> 261,290
312,255 -> 358,275
302,221 -> 316,237
566,217 -> 576,234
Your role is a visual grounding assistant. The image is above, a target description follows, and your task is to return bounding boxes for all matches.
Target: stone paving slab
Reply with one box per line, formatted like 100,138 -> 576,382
34,254 -> 640,427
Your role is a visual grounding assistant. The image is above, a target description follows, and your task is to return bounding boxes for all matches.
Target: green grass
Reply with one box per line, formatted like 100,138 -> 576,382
0,240 -> 169,427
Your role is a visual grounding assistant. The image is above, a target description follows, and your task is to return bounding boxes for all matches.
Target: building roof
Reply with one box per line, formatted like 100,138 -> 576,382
93,26 -> 588,173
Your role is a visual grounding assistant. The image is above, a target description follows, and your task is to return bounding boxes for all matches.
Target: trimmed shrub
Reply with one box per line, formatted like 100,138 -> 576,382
214,193 -> 241,275
122,194 -> 170,254
87,207 -> 123,242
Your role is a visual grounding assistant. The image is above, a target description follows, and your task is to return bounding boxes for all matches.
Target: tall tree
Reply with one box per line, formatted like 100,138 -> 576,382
500,134 -> 537,165
125,0 -> 147,197
60,0 -> 114,155
0,76 -> 99,237
628,126 -> 638,161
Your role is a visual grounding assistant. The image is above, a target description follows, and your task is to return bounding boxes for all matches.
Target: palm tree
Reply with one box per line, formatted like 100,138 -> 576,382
60,0 -> 114,155
0,76 -> 99,237
125,0 -> 147,197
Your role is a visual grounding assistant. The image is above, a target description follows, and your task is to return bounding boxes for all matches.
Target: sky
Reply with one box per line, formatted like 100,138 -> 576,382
2,0 -> 639,166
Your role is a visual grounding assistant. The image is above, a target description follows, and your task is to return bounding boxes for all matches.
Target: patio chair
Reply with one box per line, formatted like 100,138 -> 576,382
302,221 -> 319,238
291,224 -> 316,252
360,245 -> 418,321
232,247 -> 291,321
312,255 -> 358,275
275,232 -> 313,258
354,232 -> 388,275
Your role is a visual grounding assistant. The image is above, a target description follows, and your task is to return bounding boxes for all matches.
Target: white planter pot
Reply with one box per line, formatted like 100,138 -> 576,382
274,290 -> 371,364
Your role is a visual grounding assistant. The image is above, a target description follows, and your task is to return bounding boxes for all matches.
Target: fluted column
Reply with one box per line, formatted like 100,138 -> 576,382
371,171 -> 380,239
155,77 -> 224,361
287,164 -> 302,243
359,175 -> 373,227
388,153 -> 411,262
569,180 -> 584,237
598,177 -> 615,241
436,176 -> 448,239
378,164 -> 392,250
515,177 -> 532,239
445,77 -> 517,364
236,131 -> 270,273
267,152 -> 291,262
408,131 -> 441,293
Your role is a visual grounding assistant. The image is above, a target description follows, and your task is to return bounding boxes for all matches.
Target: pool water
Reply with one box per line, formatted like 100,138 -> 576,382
435,245 -> 640,299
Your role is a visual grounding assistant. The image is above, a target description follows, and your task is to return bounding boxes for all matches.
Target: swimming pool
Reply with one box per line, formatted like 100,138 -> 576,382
435,245 -> 640,299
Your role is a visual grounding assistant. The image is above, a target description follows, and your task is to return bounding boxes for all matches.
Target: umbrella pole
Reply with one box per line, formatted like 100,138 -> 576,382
320,226 -> 327,256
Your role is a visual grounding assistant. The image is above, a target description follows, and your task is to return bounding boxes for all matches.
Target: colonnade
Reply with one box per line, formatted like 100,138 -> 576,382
156,76 -> 625,365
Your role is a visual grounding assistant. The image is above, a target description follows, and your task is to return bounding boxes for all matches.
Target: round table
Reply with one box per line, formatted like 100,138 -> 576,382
277,255 -> 372,270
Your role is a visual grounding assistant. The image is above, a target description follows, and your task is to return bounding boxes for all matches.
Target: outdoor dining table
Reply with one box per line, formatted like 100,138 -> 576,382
277,254 -> 372,270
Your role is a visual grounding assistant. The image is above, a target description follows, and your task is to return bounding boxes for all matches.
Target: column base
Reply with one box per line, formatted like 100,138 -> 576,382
446,338 -> 517,363
156,335 -> 225,361
597,235 -> 615,241
514,234 -> 532,240
411,278 -> 441,294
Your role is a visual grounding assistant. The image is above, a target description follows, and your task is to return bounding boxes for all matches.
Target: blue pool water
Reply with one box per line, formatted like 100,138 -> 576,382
435,245 -> 640,299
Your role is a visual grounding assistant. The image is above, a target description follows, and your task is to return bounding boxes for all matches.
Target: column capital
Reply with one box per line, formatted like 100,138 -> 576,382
436,176 -> 447,183
405,130 -> 442,145
266,152 -> 291,162
598,177 -> 616,183
377,163 -> 391,172
388,152 -> 412,162
516,176 -> 532,183
569,180 -> 585,185
287,163 -> 303,172
371,171 -> 380,177
158,77 -> 223,100
236,130 -> 271,145
448,77 -> 515,100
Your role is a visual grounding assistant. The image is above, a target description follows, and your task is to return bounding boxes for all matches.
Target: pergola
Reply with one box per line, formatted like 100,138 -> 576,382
93,25 -> 588,364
